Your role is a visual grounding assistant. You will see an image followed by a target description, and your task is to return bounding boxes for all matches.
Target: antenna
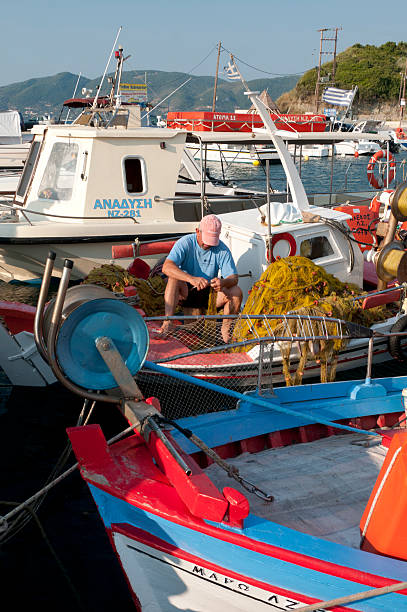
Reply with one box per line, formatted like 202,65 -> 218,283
92,26 -> 122,109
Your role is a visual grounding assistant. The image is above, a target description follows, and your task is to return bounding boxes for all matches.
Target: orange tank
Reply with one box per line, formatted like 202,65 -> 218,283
360,430 -> 407,560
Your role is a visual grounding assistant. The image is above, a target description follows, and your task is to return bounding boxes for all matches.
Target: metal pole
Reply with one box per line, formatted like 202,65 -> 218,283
256,343 -> 264,395
266,158 -> 271,259
33,250 -> 56,362
400,57 -> 407,127
212,42 -> 222,113
314,29 -> 325,113
365,336 -> 374,384
329,143 -> 334,206
65,72 -> 82,124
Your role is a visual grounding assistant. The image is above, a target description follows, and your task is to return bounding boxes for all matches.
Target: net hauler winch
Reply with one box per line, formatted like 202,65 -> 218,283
373,182 -> 407,288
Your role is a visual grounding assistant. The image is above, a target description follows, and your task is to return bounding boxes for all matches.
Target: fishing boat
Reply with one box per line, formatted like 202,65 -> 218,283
32,260 -> 407,610
0,299 -> 55,394
167,108 -> 325,166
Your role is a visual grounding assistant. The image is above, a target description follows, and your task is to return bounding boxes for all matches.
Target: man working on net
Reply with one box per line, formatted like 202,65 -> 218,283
160,214 -> 242,342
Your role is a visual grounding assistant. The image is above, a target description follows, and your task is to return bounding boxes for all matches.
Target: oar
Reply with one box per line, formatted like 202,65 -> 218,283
143,361 -> 380,437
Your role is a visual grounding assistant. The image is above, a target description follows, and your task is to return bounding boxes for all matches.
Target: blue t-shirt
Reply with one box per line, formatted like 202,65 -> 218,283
167,234 -> 237,280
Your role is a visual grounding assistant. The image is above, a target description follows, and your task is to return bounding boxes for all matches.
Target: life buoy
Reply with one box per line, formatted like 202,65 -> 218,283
396,127 -> 406,140
267,232 -> 297,263
388,315 -> 407,361
367,150 -> 396,190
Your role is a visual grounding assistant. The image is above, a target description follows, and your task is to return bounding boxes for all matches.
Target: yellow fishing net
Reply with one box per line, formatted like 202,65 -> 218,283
231,256 -> 388,385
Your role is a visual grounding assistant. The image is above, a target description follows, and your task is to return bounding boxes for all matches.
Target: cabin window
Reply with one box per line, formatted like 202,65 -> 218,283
16,140 -> 41,200
300,236 -> 334,260
38,142 -> 78,201
124,157 -> 145,193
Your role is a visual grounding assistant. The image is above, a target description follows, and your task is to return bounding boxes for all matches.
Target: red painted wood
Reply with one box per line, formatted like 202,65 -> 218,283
362,288 -> 401,309
239,435 -> 266,454
222,487 -> 250,528
147,430 -> 228,523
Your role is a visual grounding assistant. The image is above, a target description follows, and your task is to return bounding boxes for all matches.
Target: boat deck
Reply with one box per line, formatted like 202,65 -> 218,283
206,433 -> 387,549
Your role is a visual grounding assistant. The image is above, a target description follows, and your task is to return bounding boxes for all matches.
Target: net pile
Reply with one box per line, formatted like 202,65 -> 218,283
231,256 -> 387,385
83,263 -> 166,316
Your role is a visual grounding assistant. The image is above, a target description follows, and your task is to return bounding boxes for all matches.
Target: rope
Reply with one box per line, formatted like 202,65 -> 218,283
155,416 -> 274,502
296,579 -> 407,611
0,419 -> 137,534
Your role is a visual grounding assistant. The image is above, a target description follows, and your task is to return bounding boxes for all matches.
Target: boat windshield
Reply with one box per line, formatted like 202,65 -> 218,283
16,140 -> 41,201
38,142 -> 79,201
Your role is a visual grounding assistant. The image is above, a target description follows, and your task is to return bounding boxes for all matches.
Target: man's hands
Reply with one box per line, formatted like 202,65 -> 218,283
189,277 -> 223,291
190,276 -> 210,291
210,277 -> 223,292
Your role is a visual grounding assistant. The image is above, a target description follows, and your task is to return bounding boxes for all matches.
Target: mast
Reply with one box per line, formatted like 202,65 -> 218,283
109,46 -> 124,105
212,41 -> 222,113
92,26 -> 122,109
400,57 -> 407,127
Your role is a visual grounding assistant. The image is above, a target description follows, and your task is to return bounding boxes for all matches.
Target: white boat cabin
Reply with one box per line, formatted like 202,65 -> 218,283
15,123 -> 187,225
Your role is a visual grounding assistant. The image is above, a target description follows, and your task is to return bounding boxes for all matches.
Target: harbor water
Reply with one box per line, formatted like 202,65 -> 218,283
1,152 -> 407,611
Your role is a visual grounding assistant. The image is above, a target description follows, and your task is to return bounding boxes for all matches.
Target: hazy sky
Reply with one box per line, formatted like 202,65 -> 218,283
1,0 -> 406,88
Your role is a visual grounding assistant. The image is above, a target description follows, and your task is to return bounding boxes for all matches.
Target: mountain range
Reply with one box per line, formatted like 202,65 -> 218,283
0,70 -> 300,120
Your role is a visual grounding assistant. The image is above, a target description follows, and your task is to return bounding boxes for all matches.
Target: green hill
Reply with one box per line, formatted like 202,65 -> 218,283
0,70 -> 299,120
278,41 -> 407,113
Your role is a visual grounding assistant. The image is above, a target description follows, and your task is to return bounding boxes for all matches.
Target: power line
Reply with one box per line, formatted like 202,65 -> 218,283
220,44 -> 308,77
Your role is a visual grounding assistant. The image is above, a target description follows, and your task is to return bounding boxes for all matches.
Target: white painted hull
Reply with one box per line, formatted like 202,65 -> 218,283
333,140 -> 381,156
113,532 -> 308,611
0,143 -> 31,168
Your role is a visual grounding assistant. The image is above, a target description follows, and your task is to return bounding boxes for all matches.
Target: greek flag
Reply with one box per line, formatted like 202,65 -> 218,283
322,87 -> 356,107
224,61 -> 240,81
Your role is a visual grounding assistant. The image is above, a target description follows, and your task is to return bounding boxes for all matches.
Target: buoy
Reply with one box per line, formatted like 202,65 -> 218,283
354,151 -> 359,158
252,159 -> 260,166
303,155 -> 309,162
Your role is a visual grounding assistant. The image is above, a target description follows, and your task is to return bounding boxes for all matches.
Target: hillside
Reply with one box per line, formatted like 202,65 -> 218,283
278,41 -> 407,119
0,70 -> 299,120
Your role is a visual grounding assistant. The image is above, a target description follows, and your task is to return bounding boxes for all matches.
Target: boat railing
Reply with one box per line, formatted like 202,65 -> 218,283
0,199 -> 140,225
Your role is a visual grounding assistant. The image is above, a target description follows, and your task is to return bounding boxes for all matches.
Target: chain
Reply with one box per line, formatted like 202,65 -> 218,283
154,416 -> 274,502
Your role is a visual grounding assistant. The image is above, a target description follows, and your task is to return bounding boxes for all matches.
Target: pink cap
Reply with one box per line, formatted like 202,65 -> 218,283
199,215 -> 222,246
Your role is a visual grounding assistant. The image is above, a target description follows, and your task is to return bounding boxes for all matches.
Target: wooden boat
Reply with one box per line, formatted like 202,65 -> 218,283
34,259 -> 407,610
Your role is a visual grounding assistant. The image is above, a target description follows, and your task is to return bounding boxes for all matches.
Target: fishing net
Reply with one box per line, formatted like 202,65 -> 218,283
83,263 -> 166,316
231,256 -> 388,385
83,258 -> 390,418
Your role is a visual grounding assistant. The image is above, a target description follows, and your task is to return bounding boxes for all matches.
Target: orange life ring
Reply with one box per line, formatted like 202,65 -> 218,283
367,150 -> 396,190
267,232 -> 297,263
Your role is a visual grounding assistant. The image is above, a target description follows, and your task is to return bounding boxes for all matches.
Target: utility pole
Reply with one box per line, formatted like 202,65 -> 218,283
212,41 -> 222,113
314,27 -> 341,113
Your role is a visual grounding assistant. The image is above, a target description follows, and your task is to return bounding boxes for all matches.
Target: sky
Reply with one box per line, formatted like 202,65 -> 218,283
1,0 -> 407,88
